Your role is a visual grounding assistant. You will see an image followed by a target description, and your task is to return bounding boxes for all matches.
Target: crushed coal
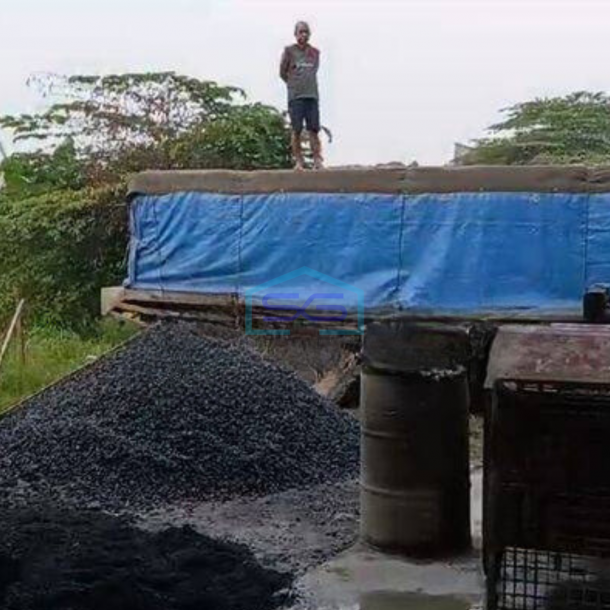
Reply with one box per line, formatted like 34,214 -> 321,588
0,323 -> 359,509
0,507 -> 292,610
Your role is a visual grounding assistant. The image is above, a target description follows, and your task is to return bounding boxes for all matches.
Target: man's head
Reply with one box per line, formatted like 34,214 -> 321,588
294,21 -> 311,46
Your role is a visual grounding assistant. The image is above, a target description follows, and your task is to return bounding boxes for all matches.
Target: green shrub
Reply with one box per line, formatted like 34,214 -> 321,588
0,184 -> 128,329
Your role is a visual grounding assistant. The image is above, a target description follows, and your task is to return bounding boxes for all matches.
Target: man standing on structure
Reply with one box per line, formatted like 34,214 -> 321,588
280,21 -> 323,170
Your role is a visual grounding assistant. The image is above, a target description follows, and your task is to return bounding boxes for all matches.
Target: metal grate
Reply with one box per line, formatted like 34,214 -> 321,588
495,548 -> 610,609
486,379 -> 610,610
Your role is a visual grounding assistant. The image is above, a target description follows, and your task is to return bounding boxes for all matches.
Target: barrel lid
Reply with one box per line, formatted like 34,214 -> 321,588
363,320 -> 471,374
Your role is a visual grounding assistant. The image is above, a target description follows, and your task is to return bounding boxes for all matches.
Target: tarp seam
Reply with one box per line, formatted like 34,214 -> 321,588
237,194 -> 244,295
126,201 -> 138,287
584,191 -> 591,289
151,197 -> 166,294
394,193 -> 407,310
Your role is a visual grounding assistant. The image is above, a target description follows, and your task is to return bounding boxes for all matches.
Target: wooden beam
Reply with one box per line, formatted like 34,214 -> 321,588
113,301 -> 235,325
121,287 -> 237,309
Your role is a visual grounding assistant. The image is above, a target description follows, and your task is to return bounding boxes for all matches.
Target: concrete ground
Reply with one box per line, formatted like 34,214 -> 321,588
290,470 -> 485,610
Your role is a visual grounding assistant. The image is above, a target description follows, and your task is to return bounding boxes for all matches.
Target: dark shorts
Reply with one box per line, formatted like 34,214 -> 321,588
289,98 -> 320,134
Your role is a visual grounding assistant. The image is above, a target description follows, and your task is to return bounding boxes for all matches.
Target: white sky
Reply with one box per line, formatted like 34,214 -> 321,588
2,0 -> 610,165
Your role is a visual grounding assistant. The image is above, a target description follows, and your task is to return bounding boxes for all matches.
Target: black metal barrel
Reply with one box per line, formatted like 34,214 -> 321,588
360,320 -> 472,556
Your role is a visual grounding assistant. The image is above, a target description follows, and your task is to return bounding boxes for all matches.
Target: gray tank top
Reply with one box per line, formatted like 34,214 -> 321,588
284,45 -> 320,102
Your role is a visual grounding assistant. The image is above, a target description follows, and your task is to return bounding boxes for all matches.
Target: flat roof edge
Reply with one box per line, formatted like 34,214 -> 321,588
128,166 -> 610,197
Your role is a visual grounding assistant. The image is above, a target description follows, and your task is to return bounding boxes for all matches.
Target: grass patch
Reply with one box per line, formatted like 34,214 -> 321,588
0,318 -> 140,414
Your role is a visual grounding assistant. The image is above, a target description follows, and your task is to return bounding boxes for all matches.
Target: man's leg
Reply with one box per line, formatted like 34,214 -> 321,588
309,131 -> 323,170
291,131 -> 305,170
289,100 -> 305,170
306,99 -> 323,170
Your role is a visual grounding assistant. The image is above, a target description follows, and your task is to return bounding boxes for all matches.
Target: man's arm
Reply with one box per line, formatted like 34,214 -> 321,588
279,48 -> 291,82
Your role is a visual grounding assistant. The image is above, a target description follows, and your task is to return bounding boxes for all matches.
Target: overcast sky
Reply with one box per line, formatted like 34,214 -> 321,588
2,0 -> 610,165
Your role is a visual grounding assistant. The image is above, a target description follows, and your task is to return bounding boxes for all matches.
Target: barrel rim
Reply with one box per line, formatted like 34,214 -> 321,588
362,363 -> 467,378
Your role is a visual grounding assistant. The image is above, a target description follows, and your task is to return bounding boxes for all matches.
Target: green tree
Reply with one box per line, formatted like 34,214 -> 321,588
460,91 -> 610,165
0,73 -> 242,161
0,72 -> 291,187
172,103 -> 292,170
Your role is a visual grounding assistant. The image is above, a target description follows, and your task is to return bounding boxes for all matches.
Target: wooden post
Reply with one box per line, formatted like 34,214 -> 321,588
0,299 -> 25,376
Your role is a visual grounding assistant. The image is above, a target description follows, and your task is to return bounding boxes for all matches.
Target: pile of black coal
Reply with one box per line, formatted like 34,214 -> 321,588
0,323 -> 359,509
0,508 -> 291,610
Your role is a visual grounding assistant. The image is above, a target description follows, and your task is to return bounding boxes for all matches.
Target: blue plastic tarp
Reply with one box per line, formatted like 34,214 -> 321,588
126,191 -> 610,315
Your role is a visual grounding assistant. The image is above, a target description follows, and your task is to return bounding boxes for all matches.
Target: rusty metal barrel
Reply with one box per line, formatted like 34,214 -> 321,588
360,320 -> 471,556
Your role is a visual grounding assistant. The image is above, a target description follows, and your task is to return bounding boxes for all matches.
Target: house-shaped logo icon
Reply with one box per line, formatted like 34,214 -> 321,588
245,267 -> 364,336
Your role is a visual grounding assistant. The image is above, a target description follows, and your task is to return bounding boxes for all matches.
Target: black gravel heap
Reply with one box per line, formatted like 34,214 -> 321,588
0,323 -> 359,509
0,508 -> 292,610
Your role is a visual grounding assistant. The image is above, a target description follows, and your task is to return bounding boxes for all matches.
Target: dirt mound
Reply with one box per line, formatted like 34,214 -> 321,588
0,323 -> 359,509
0,508 -> 291,610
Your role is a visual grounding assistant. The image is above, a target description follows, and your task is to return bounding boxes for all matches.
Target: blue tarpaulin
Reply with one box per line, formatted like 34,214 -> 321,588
126,191 -> 610,315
